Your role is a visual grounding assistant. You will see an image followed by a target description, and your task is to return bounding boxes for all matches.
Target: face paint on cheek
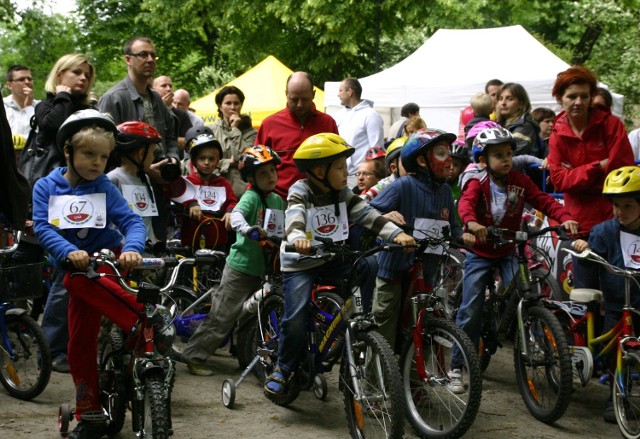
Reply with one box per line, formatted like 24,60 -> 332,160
428,150 -> 452,178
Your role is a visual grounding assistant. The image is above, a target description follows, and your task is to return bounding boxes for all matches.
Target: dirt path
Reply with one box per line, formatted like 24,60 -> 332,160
0,343 -> 619,438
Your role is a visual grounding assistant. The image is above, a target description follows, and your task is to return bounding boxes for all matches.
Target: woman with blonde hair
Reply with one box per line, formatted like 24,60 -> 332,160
403,116 -> 427,136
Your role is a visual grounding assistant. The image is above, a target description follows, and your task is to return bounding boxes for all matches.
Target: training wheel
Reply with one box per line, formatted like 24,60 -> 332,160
313,374 -> 328,401
58,403 -> 71,436
221,379 -> 236,408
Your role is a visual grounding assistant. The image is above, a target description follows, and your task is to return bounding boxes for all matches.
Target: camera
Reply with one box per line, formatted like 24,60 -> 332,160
155,155 -> 181,181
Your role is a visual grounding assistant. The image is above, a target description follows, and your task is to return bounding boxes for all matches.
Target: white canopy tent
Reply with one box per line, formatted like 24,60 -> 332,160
324,25 -> 622,135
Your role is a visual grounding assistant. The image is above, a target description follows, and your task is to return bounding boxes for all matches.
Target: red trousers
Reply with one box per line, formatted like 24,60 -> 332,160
64,266 -> 143,420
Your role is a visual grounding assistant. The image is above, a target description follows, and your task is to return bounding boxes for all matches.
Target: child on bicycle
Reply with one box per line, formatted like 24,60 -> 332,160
32,109 -> 149,438
369,129 -> 467,355
178,126 -> 238,251
264,132 -> 415,396
454,126 -> 578,392
180,145 -> 285,375
107,121 -> 164,246
359,136 -> 407,202
572,165 -> 640,423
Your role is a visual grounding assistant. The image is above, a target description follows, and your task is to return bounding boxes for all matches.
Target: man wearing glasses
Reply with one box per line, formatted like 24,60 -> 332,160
3,64 -> 38,138
99,36 -> 180,241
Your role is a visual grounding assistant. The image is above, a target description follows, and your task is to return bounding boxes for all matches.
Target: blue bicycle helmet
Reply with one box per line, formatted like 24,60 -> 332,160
401,129 -> 456,173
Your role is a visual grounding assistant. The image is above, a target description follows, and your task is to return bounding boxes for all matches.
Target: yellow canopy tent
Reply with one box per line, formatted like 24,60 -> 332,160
191,55 -> 325,127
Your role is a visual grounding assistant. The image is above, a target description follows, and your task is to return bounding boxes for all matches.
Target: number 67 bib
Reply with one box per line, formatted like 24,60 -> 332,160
306,203 -> 349,243
48,194 -> 107,229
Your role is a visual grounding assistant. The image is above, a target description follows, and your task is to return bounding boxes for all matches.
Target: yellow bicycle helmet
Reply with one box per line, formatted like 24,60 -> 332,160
293,133 -> 354,172
385,136 -> 407,168
603,166 -> 640,196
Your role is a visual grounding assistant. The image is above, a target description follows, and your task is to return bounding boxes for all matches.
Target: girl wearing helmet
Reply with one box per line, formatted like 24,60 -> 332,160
264,132 -> 415,396
180,145 -> 285,375
572,166 -> 640,423
107,121 -> 162,244
369,129 -> 465,357
455,127 -> 578,382
32,110 -> 148,436
177,126 -> 238,251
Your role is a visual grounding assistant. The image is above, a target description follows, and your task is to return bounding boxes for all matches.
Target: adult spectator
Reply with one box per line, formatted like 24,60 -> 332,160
387,102 -> 419,140
547,65 -> 634,289
98,36 -> 179,161
485,78 -> 503,121
335,77 -> 385,187
99,36 -> 180,242
209,85 -> 256,197
403,116 -> 427,136
354,159 -> 385,195
496,83 -> 543,158
152,75 -> 192,153
173,88 -> 204,127
593,86 -> 613,112
3,64 -> 38,139
255,71 -> 338,198
531,107 -> 556,151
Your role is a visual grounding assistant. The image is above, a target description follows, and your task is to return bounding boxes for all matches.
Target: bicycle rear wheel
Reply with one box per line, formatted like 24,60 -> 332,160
249,293 -> 285,384
340,328 -> 404,439
513,305 -> 572,424
401,317 -> 482,439
0,313 -> 51,400
614,349 -> 640,438
99,331 -> 127,436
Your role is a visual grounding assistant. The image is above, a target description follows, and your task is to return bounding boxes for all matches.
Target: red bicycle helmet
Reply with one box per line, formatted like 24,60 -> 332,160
365,145 -> 386,161
116,121 -> 161,152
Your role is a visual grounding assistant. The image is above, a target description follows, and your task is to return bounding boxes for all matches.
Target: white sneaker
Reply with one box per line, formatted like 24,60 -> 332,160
447,369 -> 466,394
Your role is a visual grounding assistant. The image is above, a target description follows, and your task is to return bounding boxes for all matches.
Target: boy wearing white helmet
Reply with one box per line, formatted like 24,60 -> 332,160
453,126 -> 578,392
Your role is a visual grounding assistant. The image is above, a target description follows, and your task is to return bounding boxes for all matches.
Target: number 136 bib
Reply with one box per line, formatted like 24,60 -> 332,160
306,203 -> 349,243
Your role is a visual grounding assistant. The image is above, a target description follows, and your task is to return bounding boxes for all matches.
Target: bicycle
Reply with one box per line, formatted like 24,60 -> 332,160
557,247 -> 640,439
466,224 -> 573,424
396,227 -> 482,439
57,250 -> 193,439
251,238 -> 406,438
0,230 -> 51,400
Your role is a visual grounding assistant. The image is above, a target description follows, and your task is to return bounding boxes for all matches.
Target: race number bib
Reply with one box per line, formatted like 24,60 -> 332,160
414,218 -> 449,255
264,208 -> 284,238
196,186 -> 227,212
122,185 -> 158,217
620,231 -> 640,269
306,203 -> 349,243
48,194 -> 107,229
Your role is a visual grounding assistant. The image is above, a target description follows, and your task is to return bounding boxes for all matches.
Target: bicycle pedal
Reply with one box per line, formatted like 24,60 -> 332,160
79,410 -> 108,424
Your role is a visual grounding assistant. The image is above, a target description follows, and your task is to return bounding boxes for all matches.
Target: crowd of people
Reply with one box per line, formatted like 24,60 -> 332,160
3,34 -> 640,437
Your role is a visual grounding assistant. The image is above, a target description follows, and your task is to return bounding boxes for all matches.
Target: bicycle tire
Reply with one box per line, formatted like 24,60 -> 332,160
530,268 -> 563,301
340,328 -> 404,439
614,348 -> 640,438
513,305 -> 572,424
401,317 -> 482,439
0,313 -> 51,400
248,293 -> 285,384
99,331 -> 127,436
137,374 -> 171,439
163,286 -> 201,357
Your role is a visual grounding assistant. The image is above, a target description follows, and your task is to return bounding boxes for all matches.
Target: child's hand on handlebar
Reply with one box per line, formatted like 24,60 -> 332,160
67,250 -> 90,271
383,211 -> 406,225
466,221 -> 488,244
461,232 -> 476,247
294,238 -> 312,255
119,251 -> 143,273
572,239 -> 590,253
561,220 -> 579,236
189,205 -> 202,221
393,232 -> 416,252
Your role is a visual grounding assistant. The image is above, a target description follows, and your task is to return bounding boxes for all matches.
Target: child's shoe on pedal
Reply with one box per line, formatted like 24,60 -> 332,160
604,400 -> 616,424
447,369 -> 466,394
67,411 -> 107,439
264,367 -> 289,396
187,362 -> 214,376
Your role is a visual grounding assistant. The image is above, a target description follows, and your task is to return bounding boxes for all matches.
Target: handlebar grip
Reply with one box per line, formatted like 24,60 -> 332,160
137,257 -> 179,270
247,228 -> 261,241
284,244 -> 296,252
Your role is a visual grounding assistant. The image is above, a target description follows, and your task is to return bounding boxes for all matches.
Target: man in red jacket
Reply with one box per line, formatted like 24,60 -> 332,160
255,72 -> 338,198
451,126 -> 578,388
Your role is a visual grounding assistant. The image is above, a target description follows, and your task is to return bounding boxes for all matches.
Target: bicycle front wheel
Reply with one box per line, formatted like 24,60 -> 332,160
0,313 -> 51,400
513,305 -> 572,424
137,374 -> 171,439
340,328 -> 404,439
99,331 -> 127,436
401,317 -> 482,439
614,349 -> 640,438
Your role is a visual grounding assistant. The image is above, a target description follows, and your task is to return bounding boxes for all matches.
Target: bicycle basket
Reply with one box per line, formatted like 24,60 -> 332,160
0,262 -> 44,301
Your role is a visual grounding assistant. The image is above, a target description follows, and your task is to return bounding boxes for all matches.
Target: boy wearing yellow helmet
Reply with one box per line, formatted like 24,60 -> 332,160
264,132 -> 415,396
573,166 -> 640,423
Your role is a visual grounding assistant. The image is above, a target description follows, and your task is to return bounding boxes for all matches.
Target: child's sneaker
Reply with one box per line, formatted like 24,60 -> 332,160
187,362 -> 214,376
447,369 -> 466,394
68,411 -> 107,439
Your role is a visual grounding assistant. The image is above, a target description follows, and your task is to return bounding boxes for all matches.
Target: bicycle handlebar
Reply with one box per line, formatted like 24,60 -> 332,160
562,247 -> 640,279
284,236 -> 410,263
487,224 -> 571,245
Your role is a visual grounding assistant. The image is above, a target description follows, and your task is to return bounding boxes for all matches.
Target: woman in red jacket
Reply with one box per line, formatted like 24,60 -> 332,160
547,66 -> 634,288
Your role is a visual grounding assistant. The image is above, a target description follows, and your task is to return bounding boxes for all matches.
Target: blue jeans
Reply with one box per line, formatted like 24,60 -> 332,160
41,269 -> 69,360
277,257 -> 369,375
452,252 -> 517,367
